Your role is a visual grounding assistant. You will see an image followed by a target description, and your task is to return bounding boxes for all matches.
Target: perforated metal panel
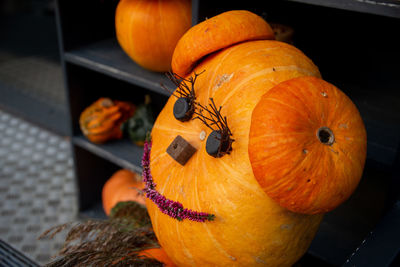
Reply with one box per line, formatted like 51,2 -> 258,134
0,109 -> 78,265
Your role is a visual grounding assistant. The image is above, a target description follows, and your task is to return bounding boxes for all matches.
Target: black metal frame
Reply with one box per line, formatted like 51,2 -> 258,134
0,239 -> 39,267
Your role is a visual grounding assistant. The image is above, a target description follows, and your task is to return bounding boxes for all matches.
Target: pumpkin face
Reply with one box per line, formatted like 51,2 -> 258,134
144,10 -> 366,266
249,76 -> 367,214
79,98 -> 135,144
102,169 -> 145,216
145,9 -> 324,264
115,0 -> 191,72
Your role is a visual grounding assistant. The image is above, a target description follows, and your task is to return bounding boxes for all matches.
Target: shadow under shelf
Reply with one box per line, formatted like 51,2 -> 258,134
64,39 -> 175,97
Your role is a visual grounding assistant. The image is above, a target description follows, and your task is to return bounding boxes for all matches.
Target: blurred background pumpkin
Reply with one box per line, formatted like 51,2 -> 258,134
79,97 -> 135,144
102,169 -> 146,216
115,0 -> 192,72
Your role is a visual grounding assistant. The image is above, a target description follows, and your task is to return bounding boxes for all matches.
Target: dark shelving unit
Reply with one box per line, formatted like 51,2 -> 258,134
287,0 -> 400,18
72,135 -> 143,173
64,39 -> 174,96
55,0 -> 400,266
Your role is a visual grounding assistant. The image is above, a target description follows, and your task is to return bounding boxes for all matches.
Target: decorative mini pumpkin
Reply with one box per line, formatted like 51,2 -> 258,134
80,98 -> 135,144
115,0 -> 192,72
102,169 -> 145,216
144,10 -> 328,266
249,76 -> 367,214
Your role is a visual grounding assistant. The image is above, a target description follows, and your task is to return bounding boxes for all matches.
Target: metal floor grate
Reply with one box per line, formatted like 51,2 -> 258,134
0,239 -> 39,267
0,109 -> 78,265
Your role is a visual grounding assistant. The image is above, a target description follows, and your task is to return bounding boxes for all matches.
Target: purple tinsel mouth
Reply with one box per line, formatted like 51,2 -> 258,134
142,140 -> 215,222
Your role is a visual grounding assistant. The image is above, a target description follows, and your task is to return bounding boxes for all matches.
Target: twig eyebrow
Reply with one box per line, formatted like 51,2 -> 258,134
193,98 -> 232,137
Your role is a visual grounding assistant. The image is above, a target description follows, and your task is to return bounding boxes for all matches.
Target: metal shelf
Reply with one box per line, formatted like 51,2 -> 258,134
55,1 -> 400,266
286,0 -> 400,18
72,135 -> 143,174
64,39 -> 174,97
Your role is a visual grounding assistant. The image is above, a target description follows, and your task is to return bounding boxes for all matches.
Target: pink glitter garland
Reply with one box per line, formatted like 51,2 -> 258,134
142,140 -> 215,222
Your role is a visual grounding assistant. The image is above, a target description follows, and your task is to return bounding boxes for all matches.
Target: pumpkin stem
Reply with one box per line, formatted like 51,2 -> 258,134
317,126 -> 335,146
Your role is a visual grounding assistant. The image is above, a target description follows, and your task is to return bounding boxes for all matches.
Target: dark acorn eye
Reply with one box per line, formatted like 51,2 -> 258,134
173,97 -> 194,122
206,130 -> 233,158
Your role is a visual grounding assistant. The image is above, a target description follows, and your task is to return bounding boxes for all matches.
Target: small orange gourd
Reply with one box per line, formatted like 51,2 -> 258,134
249,76 -> 367,214
115,0 -> 192,72
79,98 -> 135,144
102,169 -> 145,216
146,10 -> 325,266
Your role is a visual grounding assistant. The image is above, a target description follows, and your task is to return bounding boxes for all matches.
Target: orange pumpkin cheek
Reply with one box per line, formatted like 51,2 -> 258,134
249,76 -> 367,214
147,40 -> 323,266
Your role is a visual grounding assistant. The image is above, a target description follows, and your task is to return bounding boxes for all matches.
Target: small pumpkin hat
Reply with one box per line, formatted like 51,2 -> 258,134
172,10 -> 275,77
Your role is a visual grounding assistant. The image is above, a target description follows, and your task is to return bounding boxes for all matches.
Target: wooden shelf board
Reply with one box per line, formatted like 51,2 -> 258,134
72,135 -> 143,174
64,39 -> 175,97
287,0 -> 400,18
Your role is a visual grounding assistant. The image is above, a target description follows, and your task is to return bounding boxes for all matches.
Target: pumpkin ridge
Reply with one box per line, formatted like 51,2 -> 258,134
174,218 -> 196,264
197,158 -> 237,262
126,0 -> 141,59
335,144 -> 363,171
280,80 -> 321,123
177,0 -> 191,24
158,160 -> 175,196
219,64 -> 318,108
244,46 -> 284,56
262,96 -> 312,121
266,148 -> 323,207
274,65 -> 320,77
218,159 -> 265,197
157,2 -> 166,57
219,68 -> 277,106
205,45 -> 243,98
243,43 -> 319,77
203,222 -> 235,262
256,147 -> 310,191
154,124 -> 197,136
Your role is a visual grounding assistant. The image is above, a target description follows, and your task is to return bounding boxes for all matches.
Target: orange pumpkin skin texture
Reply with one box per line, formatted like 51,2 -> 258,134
249,76 -> 367,214
79,98 -> 135,144
115,0 -> 191,72
147,39 -> 323,266
172,10 -> 275,77
138,248 -> 176,267
102,169 -> 145,216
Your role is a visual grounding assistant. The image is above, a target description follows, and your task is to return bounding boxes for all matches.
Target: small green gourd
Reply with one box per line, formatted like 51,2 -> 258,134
123,95 -> 154,146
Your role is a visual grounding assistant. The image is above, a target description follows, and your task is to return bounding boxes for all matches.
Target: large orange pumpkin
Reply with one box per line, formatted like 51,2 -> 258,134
145,10 -> 325,266
249,76 -> 367,214
102,169 -> 146,216
115,0 -> 192,72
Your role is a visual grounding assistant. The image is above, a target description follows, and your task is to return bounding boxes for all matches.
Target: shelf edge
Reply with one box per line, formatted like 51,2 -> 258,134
72,136 -> 143,174
64,52 -> 171,97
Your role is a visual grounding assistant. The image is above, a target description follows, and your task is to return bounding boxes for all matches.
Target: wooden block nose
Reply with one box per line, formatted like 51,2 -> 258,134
166,135 -> 197,166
